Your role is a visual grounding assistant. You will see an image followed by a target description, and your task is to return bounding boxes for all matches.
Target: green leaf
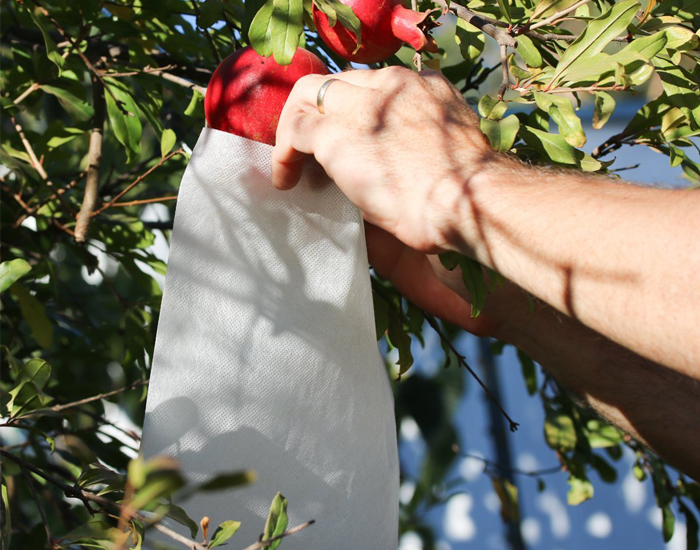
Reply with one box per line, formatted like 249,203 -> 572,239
198,0 -> 224,28
549,0 -> 639,88
165,503 -> 199,539
517,350 -> 537,395
315,0 -> 362,46
530,0 -> 580,21
544,409 -> 576,451
11,285 -> 53,349
42,84 -> 94,120
387,305 -> 414,376
593,91 -> 616,129
372,292 -> 390,340
534,92 -> 586,147
662,505 -> 675,542
7,359 -> 53,417
520,126 -> 601,171
184,90 -> 205,117
250,0 -> 275,57
28,9 -> 64,74
455,19 -> 486,62
585,420 -> 623,448
438,252 -> 461,271
517,35 -> 543,68
458,256 -> 487,318
496,0 -> 511,23
262,492 -> 288,550
1,477 -> 10,550
567,476 -> 594,505
160,129 -> 177,158
633,463 -> 647,481
491,477 -> 520,522
104,78 -> 142,163
0,259 -> 31,293
478,94 -> 508,120
481,115 -> 520,152
209,520 -> 242,548
271,0 -> 304,65
198,471 -> 257,492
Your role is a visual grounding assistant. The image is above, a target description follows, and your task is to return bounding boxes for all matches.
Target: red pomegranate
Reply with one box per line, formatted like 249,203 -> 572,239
205,46 -> 330,145
313,0 -> 438,64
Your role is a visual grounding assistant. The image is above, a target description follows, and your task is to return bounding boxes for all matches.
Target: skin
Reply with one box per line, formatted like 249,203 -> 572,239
271,67 -> 700,481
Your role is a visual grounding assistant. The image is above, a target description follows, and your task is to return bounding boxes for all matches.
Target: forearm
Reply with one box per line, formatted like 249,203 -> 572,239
442,159 -> 700,378
498,299 -> 700,482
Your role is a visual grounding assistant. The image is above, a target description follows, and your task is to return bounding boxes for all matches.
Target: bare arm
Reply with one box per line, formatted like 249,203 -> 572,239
272,66 -> 700,480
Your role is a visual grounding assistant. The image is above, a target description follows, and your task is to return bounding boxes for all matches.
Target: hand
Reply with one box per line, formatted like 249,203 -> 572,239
272,67 -> 497,254
364,223 -> 528,339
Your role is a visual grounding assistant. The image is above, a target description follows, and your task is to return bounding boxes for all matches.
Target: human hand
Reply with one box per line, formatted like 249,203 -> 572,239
364,223 -> 529,340
271,67 -> 497,254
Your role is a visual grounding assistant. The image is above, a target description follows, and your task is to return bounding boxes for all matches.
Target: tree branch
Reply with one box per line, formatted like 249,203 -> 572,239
111,195 -> 178,208
10,115 -> 50,182
449,2 -> 517,49
241,521 -> 316,550
49,379 -> 148,413
91,148 -> 184,217
21,464 -> 56,548
497,43 -> 510,100
75,77 -> 106,243
424,314 -> 520,431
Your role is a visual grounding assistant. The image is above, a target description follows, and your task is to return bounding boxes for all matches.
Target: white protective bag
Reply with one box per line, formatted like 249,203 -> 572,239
140,128 -> 399,549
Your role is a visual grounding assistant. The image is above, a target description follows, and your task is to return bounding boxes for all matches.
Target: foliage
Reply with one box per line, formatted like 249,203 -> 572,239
1,0 -> 699,549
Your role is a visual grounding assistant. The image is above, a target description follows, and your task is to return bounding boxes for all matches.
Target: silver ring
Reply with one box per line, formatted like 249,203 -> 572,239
317,78 -> 340,115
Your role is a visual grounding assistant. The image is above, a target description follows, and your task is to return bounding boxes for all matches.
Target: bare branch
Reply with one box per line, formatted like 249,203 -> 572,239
449,2 -> 517,49
48,379 -> 148,413
21,465 -> 56,548
91,148 -> 184,217
111,195 -> 178,208
497,43 -> 510,100
240,521 -> 316,550
424,314 -> 519,431
13,82 -> 41,105
10,115 -> 50,182
75,78 -> 106,243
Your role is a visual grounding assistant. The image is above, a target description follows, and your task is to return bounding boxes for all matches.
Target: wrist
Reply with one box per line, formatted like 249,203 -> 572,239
435,153 -> 517,260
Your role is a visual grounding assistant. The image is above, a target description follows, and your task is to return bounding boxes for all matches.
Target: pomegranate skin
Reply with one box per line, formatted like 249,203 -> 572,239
313,0 -> 438,64
205,47 -> 330,145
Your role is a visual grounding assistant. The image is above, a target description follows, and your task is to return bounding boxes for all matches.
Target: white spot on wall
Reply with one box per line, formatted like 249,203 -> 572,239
622,468 -> 647,514
398,532 -> 423,550
444,494 -> 476,541
521,517 -> 541,545
586,512 -> 612,538
400,417 -> 420,441
459,453 -> 485,481
537,493 -> 570,539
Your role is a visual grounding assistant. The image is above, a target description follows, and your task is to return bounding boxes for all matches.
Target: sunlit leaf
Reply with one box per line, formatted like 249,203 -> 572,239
0,259 -> 31,293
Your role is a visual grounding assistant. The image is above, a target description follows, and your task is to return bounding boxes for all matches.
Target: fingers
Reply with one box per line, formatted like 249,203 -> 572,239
272,75 -> 373,190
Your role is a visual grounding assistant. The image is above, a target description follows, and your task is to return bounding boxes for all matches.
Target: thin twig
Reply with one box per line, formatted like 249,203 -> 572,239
91,148 -> 184,216
241,521 -> 316,550
452,445 -> 563,477
99,66 -> 207,96
529,0 -> 592,30
13,82 -> 41,105
48,379 -> 148,413
497,43 -> 510,100
449,2 -> 517,48
111,195 -> 178,208
21,464 -> 56,548
411,0 -> 423,71
424,314 -> 520,431
75,77 -> 106,243
11,115 -> 50,181
14,176 -> 82,228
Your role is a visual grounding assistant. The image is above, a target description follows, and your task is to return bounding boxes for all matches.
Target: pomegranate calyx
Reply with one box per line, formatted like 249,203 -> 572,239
390,5 -> 440,54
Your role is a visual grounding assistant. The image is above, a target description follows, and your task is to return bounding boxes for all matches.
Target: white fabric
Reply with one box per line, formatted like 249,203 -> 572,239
140,128 -> 399,548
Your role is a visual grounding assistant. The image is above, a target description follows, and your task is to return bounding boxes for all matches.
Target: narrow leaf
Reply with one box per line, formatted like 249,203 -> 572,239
0,259 -> 31,293
271,0 -> 304,65
593,91 -> 616,129
160,129 -> 177,158
249,0 -> 275,57
28,9 -> 64,74
262,492 -> 288,550
209,521 -> 242,548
